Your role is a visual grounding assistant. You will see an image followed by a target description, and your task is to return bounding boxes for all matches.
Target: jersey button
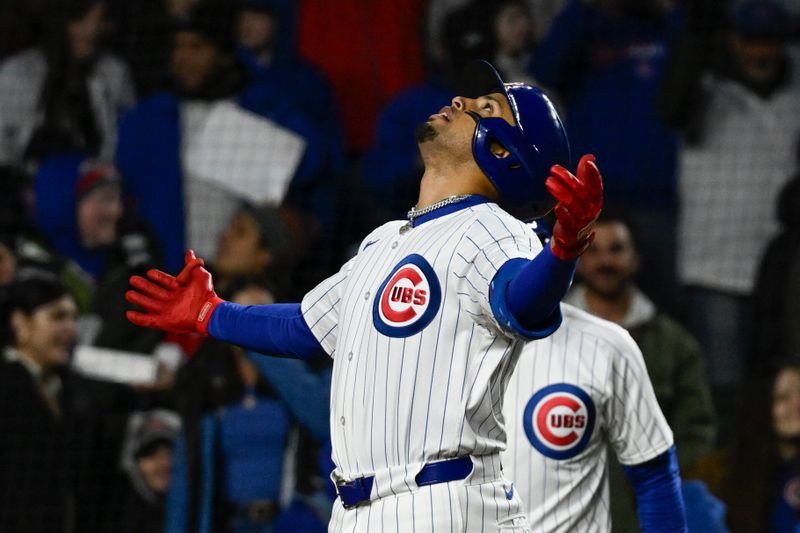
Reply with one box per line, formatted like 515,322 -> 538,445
347,352 -> 353,361
391,241 -> 398,249
363,291 -> 370,300
340,416 -> 346,426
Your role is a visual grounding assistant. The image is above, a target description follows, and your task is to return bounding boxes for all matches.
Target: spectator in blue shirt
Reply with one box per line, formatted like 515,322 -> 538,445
167,278 -> 331,533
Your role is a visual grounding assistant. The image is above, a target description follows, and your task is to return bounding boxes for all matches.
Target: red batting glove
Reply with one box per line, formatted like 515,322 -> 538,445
545,154 -> 603,261
125,250 -> 224,335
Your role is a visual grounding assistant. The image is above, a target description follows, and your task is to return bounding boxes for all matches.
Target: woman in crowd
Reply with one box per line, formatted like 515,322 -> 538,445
0,275 -> 143,532
0,0 -> 135,169
690,358 -> 800,532
0,277 -> 80,532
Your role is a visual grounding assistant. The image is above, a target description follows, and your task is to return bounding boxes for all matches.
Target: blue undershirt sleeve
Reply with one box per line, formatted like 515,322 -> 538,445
208,302 -> 327,360
491,246 -> 576,338
623,446 -> 688,533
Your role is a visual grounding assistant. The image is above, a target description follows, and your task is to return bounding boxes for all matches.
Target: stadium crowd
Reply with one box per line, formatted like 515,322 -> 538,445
0,0 -> 798,531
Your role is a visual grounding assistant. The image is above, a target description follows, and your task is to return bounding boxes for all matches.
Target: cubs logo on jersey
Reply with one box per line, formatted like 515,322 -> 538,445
523,383 -> 596,460
373,254 -> 442,337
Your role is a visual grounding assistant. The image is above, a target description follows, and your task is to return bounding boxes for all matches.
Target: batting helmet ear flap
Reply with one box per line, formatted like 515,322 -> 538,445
473,115 -> 556,220
465,60 -> 570,221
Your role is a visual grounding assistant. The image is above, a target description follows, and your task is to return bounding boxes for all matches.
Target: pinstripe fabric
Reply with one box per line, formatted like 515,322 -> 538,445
502,304 -> 673,533
301,203 -> 541,530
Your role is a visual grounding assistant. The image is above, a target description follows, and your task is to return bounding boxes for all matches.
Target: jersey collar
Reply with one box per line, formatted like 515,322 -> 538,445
410,195 -> 492,227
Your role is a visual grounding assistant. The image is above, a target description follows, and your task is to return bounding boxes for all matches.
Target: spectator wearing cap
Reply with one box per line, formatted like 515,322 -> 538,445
34,154 -> 161,286
34,153 -> 164,350
116,0 -> 336,275
0,164 -> 104,312
0,0 -> 135,170
111,409 -> 180,533
660,0 -> 800,412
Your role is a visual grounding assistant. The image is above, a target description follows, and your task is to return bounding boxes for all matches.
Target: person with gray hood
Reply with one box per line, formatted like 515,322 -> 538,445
115,409 -> 181,533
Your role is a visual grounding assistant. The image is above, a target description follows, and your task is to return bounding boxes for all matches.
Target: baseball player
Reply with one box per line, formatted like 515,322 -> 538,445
502,227 -> 687,532
125,61 -> 603,531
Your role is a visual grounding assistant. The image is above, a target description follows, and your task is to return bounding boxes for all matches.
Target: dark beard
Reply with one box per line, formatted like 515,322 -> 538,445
414,121 -> 438,143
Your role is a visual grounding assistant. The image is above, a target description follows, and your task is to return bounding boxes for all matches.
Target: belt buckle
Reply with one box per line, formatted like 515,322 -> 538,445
337,476 -> 372,509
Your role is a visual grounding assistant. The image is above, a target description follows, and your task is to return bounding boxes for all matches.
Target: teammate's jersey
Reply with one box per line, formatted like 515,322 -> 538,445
301,198 -> 546,484
502,304 -> 673,533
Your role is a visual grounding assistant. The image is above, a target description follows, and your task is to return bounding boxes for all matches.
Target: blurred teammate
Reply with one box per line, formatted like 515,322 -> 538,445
125,61 -> 602,531
502,222 -> 687,532
503,302 -> 687,532
565,208 -> 716,529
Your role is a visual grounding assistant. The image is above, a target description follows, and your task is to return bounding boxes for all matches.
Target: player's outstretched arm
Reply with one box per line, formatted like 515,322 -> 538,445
125,250 -> 326,360
492,154 -> 602,335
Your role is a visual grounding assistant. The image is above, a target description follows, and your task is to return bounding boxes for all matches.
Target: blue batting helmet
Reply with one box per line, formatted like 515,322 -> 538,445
462,60 -> 570,221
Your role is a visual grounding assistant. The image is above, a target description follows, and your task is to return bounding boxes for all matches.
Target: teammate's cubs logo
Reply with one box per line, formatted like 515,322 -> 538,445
523,383 -> 596,460
373,254 -> 441,337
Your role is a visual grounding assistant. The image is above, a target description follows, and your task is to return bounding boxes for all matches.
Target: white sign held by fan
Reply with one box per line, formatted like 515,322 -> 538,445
185,101 -> 306,204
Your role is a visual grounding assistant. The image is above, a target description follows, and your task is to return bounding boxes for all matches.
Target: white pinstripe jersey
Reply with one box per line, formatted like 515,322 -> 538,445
501,304 -> 673,533
301,200 -> 543,483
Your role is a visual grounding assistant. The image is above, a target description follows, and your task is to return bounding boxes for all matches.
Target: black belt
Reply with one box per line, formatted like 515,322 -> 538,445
336,457 -> 474,509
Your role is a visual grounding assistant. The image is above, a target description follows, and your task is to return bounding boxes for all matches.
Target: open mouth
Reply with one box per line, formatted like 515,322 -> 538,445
429,106 -> 452,122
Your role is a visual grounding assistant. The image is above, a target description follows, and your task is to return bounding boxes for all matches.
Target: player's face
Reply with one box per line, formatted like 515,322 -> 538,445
773,367 -> 800,441
12,295 -> 78,371
417,92 -> 516,156
576,221 -> 639,299
214,212 -> 271,276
